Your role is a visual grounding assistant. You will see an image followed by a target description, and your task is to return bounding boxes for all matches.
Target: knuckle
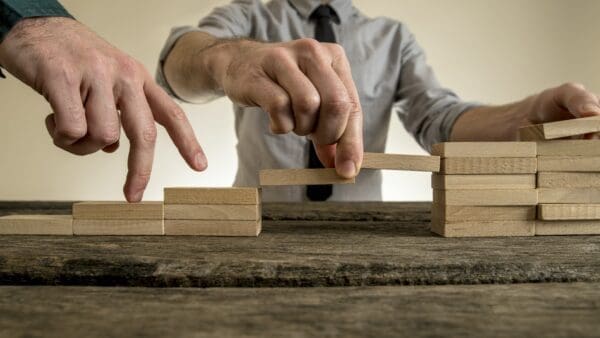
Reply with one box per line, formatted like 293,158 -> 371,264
92,127 -> 120,145
294,94 -> 320,116
55,124 -> 87,141
118,57 -> 143,86
296,38 -> 322,55
141,124 -> 158,144
323,98 -> 351,118
270,122 -> 293,135
562,82 -> 585,91
266,46 -> 290,61
268,95 -> 291,114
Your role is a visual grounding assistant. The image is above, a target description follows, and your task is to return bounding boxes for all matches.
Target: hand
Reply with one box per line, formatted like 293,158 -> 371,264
529,82 -> 600,126
0,17 -> 207,202
210,38 -> 363,178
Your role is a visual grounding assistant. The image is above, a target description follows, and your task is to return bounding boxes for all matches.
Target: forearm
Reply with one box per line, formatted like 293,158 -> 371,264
450,96 -> 535,141
163,31 -> 248,103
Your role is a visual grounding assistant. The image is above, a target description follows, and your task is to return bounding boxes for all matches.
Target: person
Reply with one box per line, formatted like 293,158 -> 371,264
157,0 -> 600,202
0,0 -> 207,202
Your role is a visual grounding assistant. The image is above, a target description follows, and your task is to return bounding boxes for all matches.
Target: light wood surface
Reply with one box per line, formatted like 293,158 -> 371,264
536,220 -> 600,235
362,153 -> 440,172
164,187 -> 260,205
519,116 -> 600,140
537,140 -> 600,156
259,168 -> 355,186
431,219 -> 535,237
538,156 -> 600,172
73,219 -> 164,235
440,157 -> 537,174
164,204 -> 260,221
432,205 -> 536,222
431,142 -> 536,158
72,201 -> 163,220
538,204 -> 600,220
433,189 -> 538,206
431,174 -> 535,190
537,172 -> 600,188
538,188 -> 600,204
164,220 -> 261,236
0,215 -> 72,235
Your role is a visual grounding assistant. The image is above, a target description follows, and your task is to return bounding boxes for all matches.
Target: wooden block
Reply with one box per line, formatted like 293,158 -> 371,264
431,142 -> 536,158
538,204 -> 600,221
538,188 -> 600,204
73,219 -> 163,235
431,174 -> 535,190
432,205 -> 536,222
164,187 -> 260,205
0,215 -> 72,235
73,201 -> 163,220
440,157 -> 537,174
164,204 -> 260,220
537,156 -> 600,172
518,116 -> 600,140
164,220 -> 261,237
259,168 -> 355,186
537,140 -> 600,156
433,189 -> 538,206
431,219 -> 535,237
537,172 -> 600,188
362,153 -> 440,172
536,220 -> 600,235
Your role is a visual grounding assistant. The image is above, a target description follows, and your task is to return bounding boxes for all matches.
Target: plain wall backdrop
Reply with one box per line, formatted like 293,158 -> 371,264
0,0 -> 598,201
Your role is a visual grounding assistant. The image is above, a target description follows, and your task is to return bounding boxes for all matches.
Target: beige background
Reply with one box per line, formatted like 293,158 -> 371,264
0,0 -> 598,201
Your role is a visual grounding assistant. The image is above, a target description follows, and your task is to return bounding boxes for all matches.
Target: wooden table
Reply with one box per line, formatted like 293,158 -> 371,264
1,202 -> 599,337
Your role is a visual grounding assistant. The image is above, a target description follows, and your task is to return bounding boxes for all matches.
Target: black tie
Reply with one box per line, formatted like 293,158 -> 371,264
306,4 -> 338,201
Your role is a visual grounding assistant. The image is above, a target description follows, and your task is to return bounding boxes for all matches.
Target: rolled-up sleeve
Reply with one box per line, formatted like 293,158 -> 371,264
393,24 -> 479,152
156,0 -> 255,99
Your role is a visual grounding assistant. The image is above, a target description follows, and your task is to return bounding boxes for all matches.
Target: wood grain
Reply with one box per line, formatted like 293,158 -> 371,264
538,156 -> 600,172
538,188 -> 600,204
259,169 -> 355,186
440,157 -> 537,174
0,215 -> 72,235
537,140 -> 600,156
164,187 -> 260,205
538,204 -> 600,221
431,142 -> 536,158
362,153 -> 440,172
431,174 -> 536,190
431,219 -> 535,237
164,220 -> 261,236
73,220 -> 164,235
432,205 -> 536,222
164,204 -> 260,221
433,189 -> 538,206
519,116 -> 600,140
536,220 -> 600,235
537,172 -> 600,188
72,202 -> 163,220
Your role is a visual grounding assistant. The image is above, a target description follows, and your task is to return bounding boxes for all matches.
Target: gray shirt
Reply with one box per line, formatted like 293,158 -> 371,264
157,0 -> 478,202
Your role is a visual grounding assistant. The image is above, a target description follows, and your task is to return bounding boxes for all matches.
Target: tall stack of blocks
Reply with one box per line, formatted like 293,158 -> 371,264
430,142 -> 538,237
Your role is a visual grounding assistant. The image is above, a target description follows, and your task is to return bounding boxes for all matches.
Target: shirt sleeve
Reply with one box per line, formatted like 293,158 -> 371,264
156,0 -> 255,100
393,23 -> 480,152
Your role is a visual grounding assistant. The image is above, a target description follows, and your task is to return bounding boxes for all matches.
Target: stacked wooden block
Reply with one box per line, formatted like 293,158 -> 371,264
536,140 -> 600,235
163,188 -> 262,236
73,201 -> 164,235
430,142 -> 538,237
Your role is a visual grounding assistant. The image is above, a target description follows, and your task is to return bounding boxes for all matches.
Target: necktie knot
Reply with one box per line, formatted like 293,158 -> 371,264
310,5 -> 339,23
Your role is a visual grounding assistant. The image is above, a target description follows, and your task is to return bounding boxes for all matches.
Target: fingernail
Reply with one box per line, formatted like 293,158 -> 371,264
338,160 -> 357,178
582,104 -> 600,114
195,153 -> 207,170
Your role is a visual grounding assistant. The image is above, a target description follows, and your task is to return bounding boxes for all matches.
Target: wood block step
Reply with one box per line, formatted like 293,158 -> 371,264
431,174 -> 535,190
73,219 -> 164,235
72,201 -> 163,220
362,153 -> 440,172
164,187 -> 260,205
538,188 -> 600,204
259,169 -> 354,186
536,220 -> 600,235
432,205 -> 536,222
537,172 -> 600,188
537,140 -> 600,156
433,189 -> 538,206
0,215 -> 72,235
164,220 -> 261,237
519,116 -> 600,140
440,157 -> 537,174
431,142 -> 536,158
431,219 -> 535,237
164,204 -> 260,220
538,156 -> 600,172
538,204 -> 600,220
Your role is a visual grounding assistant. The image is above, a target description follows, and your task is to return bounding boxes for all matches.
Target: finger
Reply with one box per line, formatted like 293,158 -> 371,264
555,83 -> 600,118
119,87 -> 157,202
144,81 -> 207,171
264,53 -> 320,135
297,40 -> 351,146
44,80 -> 87,147
243,76 -> 295,134
329,46 -> 363,178
102,140 -> 120,153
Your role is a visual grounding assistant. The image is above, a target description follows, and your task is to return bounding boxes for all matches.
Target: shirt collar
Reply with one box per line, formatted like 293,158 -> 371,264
288,0 -> 354,23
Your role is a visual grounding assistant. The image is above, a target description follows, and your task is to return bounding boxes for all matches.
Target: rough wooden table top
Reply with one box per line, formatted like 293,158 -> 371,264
1,283 -> 599,337
1,201 -> 599,287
